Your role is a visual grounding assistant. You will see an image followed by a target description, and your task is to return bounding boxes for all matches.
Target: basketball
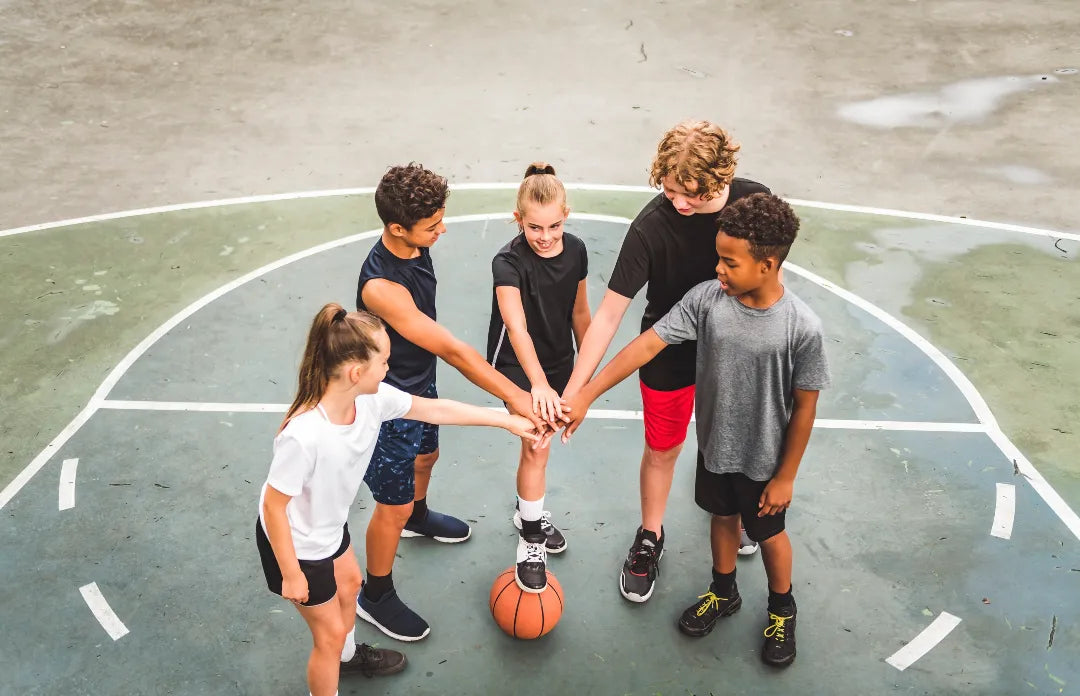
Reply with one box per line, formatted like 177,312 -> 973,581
489,566 -> 564,639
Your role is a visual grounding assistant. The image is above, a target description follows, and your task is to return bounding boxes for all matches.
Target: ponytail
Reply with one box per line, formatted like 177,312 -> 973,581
516,161 -> 567,221
281,303 -> 384,430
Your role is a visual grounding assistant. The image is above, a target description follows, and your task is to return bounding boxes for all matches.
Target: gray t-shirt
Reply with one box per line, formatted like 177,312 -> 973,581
652,281 -> 831,480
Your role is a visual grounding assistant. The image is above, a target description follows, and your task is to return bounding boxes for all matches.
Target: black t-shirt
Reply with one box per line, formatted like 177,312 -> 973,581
607,178 -> 771,390
487,232 -> 588,370
356,239 -> 437,395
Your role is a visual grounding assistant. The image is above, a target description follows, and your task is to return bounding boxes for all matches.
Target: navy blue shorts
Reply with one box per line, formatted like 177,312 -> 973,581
364,381 -> 439,505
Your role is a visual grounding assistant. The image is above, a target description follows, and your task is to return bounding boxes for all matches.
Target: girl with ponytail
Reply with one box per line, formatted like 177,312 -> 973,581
485,162 -> 592,593
257,303 -> 538,696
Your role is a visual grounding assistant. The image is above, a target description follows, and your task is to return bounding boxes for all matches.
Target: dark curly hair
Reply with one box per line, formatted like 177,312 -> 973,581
374,163 -> 449,230
716,193 -> 800,265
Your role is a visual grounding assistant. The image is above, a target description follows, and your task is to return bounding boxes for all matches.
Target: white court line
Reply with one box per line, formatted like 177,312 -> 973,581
98,400 -> 985,433
58,458 -> 79,511
79,582 -> 130,641
991,483 -> 1017,539
2,182 -> 1078,243
3,203 -> 1079,546
885,612 -> 962,671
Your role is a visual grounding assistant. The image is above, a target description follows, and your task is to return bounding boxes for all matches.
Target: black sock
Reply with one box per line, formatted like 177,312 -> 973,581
363,571 -> 394,602
409,497 -> 428,524
711,568 -> 736,597
768,586 -> 795,612
521,518 -> 543,538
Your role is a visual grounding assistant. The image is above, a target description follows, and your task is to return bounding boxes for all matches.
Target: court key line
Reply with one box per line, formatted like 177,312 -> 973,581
97,399 -> 986,433
991,483 -> 1017,540
885,612 -> 963,671
3,207 -> 1078,549
79,582 -> 130,641
58,458 -> 79,511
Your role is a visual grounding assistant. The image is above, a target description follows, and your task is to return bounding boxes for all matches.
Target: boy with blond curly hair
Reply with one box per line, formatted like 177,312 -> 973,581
563,121 -> 770,602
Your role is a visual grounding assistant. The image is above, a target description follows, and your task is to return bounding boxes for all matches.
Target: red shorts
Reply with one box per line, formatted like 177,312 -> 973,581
639,381 -> 695,451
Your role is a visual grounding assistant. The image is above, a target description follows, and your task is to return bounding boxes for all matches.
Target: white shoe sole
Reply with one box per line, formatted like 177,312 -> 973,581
400,528 -> 472,543
514,573 -> 548,594
618,548 -> 664,603
737,544 -> 759,556
356,604 -> 431,642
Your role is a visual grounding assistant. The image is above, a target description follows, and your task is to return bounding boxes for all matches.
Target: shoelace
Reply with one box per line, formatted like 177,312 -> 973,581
358,643 -> 383,664
628,541 -> 657,573
538,511 -> 555,533
694,591 -> 725,617
523,541 -> 546,564
764,612 -> 789,641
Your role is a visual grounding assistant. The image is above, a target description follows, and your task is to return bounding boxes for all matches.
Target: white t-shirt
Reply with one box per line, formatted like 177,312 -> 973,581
258,382 -> 413,560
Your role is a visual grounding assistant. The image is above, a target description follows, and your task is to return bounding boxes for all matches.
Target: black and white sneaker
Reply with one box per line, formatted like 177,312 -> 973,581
619,526 -> 664,603
515,536 -> 548,593
677,582 -> 743,637
512,509 -> 567,553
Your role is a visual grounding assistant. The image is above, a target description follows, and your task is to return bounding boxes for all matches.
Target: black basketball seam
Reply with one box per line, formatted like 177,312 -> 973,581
513,589 -> 525,638
491,574 -> 515,618
538,591 -> 546,636
549,579 -> 563,611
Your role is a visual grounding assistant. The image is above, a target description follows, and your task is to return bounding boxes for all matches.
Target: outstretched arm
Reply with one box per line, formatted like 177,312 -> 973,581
571,278 -> 592,350
758,388 -> 819,516
563,289 -> 632,396
495,286 -> 561,423
561,328 -> 668,442
362,279 -> 546,431
404,396 -> 540,444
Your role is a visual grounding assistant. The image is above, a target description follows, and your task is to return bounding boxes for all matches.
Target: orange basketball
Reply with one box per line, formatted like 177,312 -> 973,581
489,566 -> 564,639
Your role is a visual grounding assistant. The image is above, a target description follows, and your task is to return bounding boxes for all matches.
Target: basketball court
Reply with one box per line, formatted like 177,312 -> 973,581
2,189 -> 1078,695
2,2 -> 1079,694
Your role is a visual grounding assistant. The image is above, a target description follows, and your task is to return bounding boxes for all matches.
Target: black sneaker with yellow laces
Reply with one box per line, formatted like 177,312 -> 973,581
761,603 -> 797,666
677,581 -> 742,637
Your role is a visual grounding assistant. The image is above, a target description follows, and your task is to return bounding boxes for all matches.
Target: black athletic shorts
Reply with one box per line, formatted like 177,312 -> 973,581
495,359 -> 573,395
255,519 -> 351,607
694,453 -> 786,543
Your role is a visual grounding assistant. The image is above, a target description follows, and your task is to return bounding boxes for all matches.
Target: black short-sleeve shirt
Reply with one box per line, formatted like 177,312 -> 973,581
356,239 -> 437,395
486,232 -> 588,370
606,178 -> 771,390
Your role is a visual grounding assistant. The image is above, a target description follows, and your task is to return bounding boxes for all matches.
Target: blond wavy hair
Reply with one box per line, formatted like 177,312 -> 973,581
648,121 -> 740,199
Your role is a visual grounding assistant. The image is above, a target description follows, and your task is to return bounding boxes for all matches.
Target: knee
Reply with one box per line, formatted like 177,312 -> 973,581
313,619 -> 347,655
338,570 -> 362,600
414,450 -> 439,475
643,444 -> 681,471
374,501 -> 414,527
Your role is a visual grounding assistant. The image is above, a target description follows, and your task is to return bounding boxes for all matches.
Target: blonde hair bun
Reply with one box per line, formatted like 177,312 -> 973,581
524,162 -> 557,178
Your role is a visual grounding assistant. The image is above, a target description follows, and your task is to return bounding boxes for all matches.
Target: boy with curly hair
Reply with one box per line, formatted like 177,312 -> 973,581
563,120 -> 771,603
563,193 -> 830,667
355,163 -> 546,641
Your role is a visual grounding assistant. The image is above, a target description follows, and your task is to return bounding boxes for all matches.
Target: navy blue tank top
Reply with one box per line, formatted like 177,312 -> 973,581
356,239 -> 437,394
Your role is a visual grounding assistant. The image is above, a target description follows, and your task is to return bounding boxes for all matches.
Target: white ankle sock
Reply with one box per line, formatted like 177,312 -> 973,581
340,629 -> 356,661
518,495 -> 544,522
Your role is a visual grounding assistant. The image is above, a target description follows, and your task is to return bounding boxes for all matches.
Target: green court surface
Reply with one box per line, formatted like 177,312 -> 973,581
2,192 -> 1078,695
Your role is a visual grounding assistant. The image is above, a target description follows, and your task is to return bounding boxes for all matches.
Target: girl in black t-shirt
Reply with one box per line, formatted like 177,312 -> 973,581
486,163 -> 591,593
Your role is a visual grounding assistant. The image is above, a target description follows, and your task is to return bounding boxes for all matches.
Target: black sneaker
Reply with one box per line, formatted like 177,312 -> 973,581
619,526 -> 663,603
677,582 -> 743,637
513,509 -> 567,553
340,642 -> 407,677
356,588 -> 431,642
514,535 -> 548,593
761,604 -> 797,667
401,508 -> 471,543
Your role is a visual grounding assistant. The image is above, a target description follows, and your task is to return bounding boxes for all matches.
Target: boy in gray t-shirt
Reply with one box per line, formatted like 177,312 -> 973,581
563,193 -> 829,667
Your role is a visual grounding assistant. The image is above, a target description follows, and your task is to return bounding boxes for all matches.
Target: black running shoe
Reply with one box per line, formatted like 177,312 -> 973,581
761,604 -> 797,667
514,535 -> 548,593
677,582 -> 743,637
513,509 -> 567,553
619,526 -> 663,603
340,643 -> 407,677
